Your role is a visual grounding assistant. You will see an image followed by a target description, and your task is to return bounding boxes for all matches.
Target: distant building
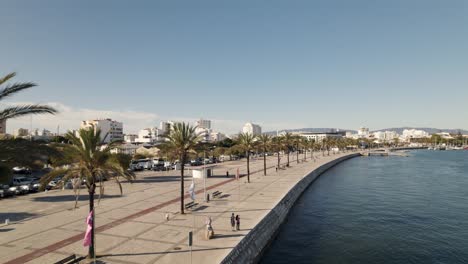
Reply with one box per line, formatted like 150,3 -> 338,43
242,122 -> 262,135
297,131 -> 345,142
196,119 -> 211,129
109,143 -> 139,155
136,127 -> 161,143
357,127 -> 370,138
14,128 -> 29,137
373,131 -> 399,143
210,132 -> 227,142
401,129 -> 429,140
436,132 -> 454,140
0,119 -> 5,134
81,118 -> 123,143
124,134 -> 138,143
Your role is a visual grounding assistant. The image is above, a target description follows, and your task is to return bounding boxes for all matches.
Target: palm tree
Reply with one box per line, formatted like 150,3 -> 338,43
0,72 -> 57,183
272,136 -> 283,169
300,137 -> 309,161
163,122 -> 201,214
237,132 -> 257,183
257,134 -> 271,176
0,72 -> 57,121
282,132 -> 293,167
41,126 -> 134,259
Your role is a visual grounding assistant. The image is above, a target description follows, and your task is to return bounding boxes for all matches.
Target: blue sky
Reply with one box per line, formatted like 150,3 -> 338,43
2,0 -> 467,134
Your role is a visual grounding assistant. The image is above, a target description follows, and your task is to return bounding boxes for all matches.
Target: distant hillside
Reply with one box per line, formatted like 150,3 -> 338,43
265,128 -> 356,135
373,127 -> 468,135
265,127 -> 468,135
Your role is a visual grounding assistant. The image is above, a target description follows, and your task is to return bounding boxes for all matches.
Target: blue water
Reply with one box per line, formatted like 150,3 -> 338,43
261,150 -> 468,264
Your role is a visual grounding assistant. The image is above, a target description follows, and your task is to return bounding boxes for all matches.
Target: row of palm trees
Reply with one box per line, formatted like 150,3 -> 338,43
0,71 -> 363,259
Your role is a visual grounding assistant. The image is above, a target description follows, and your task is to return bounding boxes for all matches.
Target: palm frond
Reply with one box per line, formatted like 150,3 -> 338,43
0,104 -> 57,121
0,72 -> 16,86
0,82 -> 37,100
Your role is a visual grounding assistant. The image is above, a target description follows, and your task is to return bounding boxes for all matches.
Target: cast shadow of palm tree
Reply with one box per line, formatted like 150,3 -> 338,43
127,175 -> 182,184
100,246 -> 233,258
32,194 -> 121,202
0,212 -> 37,222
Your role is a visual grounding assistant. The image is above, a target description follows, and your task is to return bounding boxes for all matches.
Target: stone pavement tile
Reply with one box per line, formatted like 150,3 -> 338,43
138,224 -> 192,244
103,238 -> 174,264
25,252 -> 70,264
60,216 -> 114,233
153,244 -> 231,264
9,228 -> 81,250
102,221 -> 155,238
0,246 -> 33,263
97,208 -> 141,221
132,211 -> 168,225
56,233 -> 129,257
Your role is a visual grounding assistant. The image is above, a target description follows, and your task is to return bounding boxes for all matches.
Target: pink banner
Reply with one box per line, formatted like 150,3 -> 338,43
83,210 -> 93,247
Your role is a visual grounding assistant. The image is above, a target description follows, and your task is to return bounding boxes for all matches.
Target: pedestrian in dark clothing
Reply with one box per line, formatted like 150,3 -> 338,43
235,214 -> 240,231
230,213 -> 236,231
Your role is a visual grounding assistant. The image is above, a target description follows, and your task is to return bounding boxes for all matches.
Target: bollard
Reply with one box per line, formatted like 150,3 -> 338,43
5,219 -> 9,225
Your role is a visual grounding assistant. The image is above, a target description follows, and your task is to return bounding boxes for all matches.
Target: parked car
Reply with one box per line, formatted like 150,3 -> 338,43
0,185 -> 14,198
12,177 -> 34,194
47,176 -> 63,189
12,167 -> 31,175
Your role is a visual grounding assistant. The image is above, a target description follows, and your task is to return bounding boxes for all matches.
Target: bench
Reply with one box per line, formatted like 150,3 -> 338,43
54,254 -> 79,264
212,191 -> 222,198
185,201 -> 198,210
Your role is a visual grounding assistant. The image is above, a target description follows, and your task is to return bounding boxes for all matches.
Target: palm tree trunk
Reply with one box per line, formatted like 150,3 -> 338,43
277,150 -> 280,169
287,151 -> 290,167
180,154 -> 185,214
88,183 -> 96,259
296,146 -> 299,163
246,151 -> 250,183
304,148 -> 307,161
263,149 -> 266,176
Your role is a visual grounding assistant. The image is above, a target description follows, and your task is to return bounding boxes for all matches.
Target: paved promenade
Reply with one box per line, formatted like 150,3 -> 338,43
0,151 -> 357,264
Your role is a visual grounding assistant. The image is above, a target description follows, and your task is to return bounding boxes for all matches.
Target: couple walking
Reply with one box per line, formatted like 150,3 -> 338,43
230,213 -> 240,231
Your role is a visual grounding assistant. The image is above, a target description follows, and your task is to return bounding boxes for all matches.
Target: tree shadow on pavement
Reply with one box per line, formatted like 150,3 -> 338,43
0,212 -> 37,222
32,194 -> 121,202
100,246 -> 233,258
213,233 -> 246,239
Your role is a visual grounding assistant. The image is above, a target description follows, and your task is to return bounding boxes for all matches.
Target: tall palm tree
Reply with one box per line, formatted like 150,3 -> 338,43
237,132 -> 257,183
257,134 -> 271,176
300,137 -> 309,161
0,72 -> 57,121
41,126 -> 134,259
0,72 -> 57,183
163,122 -> 201,214
282,132 -> 293,167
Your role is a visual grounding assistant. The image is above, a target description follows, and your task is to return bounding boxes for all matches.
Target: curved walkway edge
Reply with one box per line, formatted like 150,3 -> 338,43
220,153 -> 361,264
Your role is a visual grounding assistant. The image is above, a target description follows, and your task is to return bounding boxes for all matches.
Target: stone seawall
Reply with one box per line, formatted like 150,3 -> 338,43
220,153 -> 361,264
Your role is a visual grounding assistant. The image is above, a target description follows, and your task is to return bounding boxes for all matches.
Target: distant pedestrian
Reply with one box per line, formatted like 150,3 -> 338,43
235,214 -> 240,231
226,171 -> 229,177
230,213 -> 235,231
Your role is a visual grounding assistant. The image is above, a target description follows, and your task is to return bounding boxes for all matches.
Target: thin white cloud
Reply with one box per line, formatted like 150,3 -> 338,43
4,102 -> 306,135
5,102 -> 159,134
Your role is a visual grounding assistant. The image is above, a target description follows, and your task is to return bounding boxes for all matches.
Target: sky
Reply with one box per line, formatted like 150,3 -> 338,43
1,0 -> 467,134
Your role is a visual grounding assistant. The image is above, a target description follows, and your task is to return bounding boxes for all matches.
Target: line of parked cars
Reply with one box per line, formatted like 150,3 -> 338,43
129,157 -> 220,172
0,167 -> 89,199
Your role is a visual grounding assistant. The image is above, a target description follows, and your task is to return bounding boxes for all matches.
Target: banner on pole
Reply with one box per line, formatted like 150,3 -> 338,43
83,210 -> 93,247
188,181 -> 195,201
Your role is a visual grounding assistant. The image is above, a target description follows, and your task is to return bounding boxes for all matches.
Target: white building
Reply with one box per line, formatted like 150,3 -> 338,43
242,122 -> 262,136
401,129 -> 430,141
373,131 -> 399,143
210,132 -> 227,142
196,119 -> 211,129
124,134 -> 138,143
357,127 -> 370,138
436,132 -> 454,140
109,143 -> 139,155
81,118 -> 123,143
136,127 -> 161,143
297,131 -> 345,142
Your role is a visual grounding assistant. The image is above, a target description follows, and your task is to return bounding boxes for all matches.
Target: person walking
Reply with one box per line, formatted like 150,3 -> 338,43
230,213 -> 236,231
235,214 -> 240,231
